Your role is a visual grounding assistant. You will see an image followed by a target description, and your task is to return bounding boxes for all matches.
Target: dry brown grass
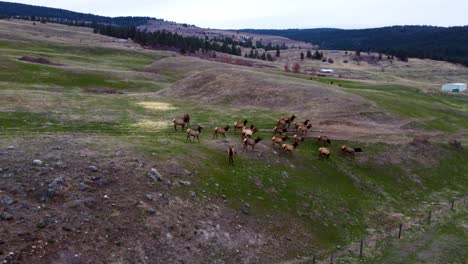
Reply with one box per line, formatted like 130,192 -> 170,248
136,101 -> 178,111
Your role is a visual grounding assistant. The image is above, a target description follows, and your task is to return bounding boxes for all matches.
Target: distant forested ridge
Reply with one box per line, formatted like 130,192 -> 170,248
242,26 -> 468,66
0,1 -> 154,26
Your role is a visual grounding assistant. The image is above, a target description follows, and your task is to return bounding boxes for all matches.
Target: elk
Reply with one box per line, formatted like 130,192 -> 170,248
317,135 -> 331,145
173,114 -> 191,131
213,125 -> 230,139
273,126 -> 288,136
277,114 -> 296,129
241,125 -> 257,139
281,141 -> 299,154
341,145 -> 362,157
297,123 -> 312,136
272,135 -> 289,149
294,119 -> 310,132
233,119 -> 248,132
227,145 -> 235,165
186,126 -> 203,143
318,147 -> 330,160
243,137 -> 262,151
293,134 -> 304,143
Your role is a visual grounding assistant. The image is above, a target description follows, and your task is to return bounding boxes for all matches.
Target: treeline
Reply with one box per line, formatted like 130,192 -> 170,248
93,24 -> 243,56
0,1 -> 153,26
242,26 -> 468,66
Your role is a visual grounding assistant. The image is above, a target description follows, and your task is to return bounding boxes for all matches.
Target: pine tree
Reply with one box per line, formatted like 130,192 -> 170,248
276,48 -> 280,57
300,52 -> 304,60
306,50 -> 312,59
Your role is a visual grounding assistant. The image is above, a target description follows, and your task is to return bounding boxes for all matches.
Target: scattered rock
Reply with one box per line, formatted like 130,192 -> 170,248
62,226 -> 72,232
1,196 -> 15,206
47,176 -> 65,198
280,171 -> 289,178
189,191 -> 196,199
146,208 -> 156,215
88,166 -> 98,172
7,146 -> 15,150
0,212 -> 13,221
178,180 -> 192,186
244,203 -> 250,209
36,220 -> 47,229
79,182 -> 91,192
145,194 -> 154,201
33,159 -> 44,167
147,168 -> 163,182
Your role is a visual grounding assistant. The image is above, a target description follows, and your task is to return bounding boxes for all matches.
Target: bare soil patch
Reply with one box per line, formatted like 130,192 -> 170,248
18,56 -> 63,66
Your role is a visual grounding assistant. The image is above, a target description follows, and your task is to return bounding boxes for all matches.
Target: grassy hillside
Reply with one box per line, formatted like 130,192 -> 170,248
0,20 -> 467,263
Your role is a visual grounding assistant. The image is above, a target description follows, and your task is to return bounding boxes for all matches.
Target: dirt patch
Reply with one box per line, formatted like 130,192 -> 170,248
82,88 -> 124,94
132,119 -> 170,130
18,56 -> 63,66
137,102 -> 178,111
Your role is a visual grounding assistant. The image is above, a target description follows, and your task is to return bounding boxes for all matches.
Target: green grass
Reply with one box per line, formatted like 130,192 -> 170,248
307,76 -> 468,132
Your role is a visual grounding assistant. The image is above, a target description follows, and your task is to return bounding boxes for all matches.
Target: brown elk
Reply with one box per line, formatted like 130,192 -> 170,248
317,135 -> 331,145
273,126 -> 288,136
293,134 -> 305,143
241,125 -> 257,139
341,145 -> 362,157
281,141 -> 299,154
277,114 -> 296,129
294,119 -> 310,132
243,137 -> 262,151
272,135 -> 289,149
318,147 -> 330,160
186,126 -> 203,143
213,125 -> 230,139
173,114 -> 191,131
298,123 -> 312,136
227,145 -> 235,165
233,119 -> 248,132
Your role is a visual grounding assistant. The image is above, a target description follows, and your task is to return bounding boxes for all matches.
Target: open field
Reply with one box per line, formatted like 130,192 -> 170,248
1,20 -> 467,263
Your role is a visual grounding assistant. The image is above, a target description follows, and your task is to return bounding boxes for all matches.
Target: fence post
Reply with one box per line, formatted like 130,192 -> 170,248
428,210 -> 432,225
451,200 -> 455,210
398,223 -> 403,239
359,239 -> 364,258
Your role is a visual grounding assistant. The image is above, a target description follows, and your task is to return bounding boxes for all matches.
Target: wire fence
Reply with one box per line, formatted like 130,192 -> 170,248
294,195 -> 468,264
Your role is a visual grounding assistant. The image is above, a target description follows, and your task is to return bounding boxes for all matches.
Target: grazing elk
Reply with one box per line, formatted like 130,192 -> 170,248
281,141 -> 299,154
273,126 -> 288,136
277,114 -> 297,129
297,123 -> 312,136
186,126 -> 203,143
293,134 -> 304,143
243,137 -> 262,151
213,125 -> 230,139
173,114 -> 191,131
294,119 -> 310,132
227,145 -> 235,165
318,147 -> 330,160
233,119 -> 248,132
341,145 -> 362,157
272,135 -> 289,149
317,135 -> 331,145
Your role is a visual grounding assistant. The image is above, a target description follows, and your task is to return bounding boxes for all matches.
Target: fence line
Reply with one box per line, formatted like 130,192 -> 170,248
297,195 -> 467,264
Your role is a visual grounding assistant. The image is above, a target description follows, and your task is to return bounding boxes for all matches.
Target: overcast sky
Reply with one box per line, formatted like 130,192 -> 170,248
8,0 -> 468,29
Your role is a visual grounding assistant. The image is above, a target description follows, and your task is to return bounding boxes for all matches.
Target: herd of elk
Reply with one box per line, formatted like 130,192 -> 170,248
172,113 -> 363,164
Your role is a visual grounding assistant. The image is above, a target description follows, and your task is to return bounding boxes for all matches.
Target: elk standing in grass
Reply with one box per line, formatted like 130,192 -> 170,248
272,135 -> 289,149
233,119 -> 248,132
341,145 -> 362,157
186,126 -> 203,143
277,114 -> 296,129
241,125 -> 257,140
318,147 -> 330,160
213,125 -> 230,139
273,126 -> 288,136
298,123 -> 312,136
318,135 -> 331,145
173,114 -> 191,131
294,119 -> 310,132
227,145 -> 235,165
281,141 -> 299,154
243,137 -> 262,151
293,135 -> 304,143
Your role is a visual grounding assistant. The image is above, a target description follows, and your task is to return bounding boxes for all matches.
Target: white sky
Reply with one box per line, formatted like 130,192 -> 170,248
7,0 -> 468,29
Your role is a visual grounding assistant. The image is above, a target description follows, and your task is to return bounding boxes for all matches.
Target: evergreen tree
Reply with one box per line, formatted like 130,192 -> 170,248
300,52 -> 304,60
276,48 -> 280,57
306,50 -> 312,58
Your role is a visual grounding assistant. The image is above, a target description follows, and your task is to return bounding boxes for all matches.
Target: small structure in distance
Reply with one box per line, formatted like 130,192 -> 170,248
441,83 -> 466,93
